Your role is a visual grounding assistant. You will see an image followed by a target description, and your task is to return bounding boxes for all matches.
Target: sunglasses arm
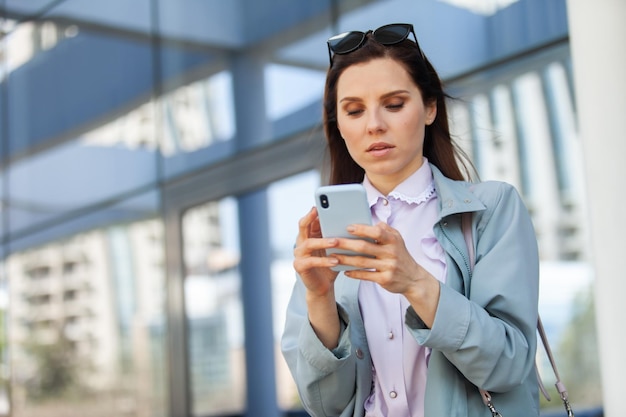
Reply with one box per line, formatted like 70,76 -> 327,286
326,42 -> 333,67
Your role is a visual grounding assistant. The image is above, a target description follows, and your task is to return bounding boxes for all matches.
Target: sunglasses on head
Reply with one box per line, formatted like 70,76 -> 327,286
326,23 -> 425,67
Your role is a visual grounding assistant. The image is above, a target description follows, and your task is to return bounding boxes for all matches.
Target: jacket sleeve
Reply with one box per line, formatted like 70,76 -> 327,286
407,182 -> 539,392
280,275 -> 359,417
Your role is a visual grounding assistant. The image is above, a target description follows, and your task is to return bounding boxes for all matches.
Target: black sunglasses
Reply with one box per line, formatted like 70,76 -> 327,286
326,23 -> 425,67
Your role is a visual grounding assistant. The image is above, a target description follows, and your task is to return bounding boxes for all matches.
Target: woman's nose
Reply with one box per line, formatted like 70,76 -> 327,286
366,109 -> 386,134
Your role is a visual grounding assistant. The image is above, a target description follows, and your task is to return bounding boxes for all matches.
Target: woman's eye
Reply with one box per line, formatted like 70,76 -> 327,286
345,108 -> 364,116
386,102 -> 405,111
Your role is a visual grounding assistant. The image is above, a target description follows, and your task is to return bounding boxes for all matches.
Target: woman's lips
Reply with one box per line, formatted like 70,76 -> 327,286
367,142 -> 394,157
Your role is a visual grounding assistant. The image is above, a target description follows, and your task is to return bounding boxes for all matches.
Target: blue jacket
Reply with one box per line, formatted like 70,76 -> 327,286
281,164 -> 540,417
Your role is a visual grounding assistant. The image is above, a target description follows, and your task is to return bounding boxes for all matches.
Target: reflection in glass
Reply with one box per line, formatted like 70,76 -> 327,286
7,136 -> 158,238
7,218 -> 167,417
158,70 -> 237,179
264,64 -> 325,121
447,100 -> 474,163
4,13 -> 158,238
267,170 -> 320,410
544,62 -> 581,195
182,198 -> 244,416
0,261 -> 8,415
490,84 -> 522,187
0,19 -> 79,81
469,93 -> 495,179
161,71 -> 234,157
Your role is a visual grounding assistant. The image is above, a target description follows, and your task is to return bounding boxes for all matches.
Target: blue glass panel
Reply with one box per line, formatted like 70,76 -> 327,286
6,190 -> 167,416
7,136 -> 158,238
158,71 -> 236,179
267,170 -> 319,410
182,197 -> 245,416
4,1 -> 158,238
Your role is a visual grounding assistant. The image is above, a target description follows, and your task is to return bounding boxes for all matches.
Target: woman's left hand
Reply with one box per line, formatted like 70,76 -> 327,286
334,221 -> 441,326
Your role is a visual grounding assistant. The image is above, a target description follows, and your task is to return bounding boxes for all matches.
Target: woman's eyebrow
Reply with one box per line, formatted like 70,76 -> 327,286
380,89 -> 411,99
339,96 -> 362,103
339,89 -> 411,103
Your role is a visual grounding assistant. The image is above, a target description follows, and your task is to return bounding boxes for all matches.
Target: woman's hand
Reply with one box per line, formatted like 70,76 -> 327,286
293,207 -> 343,348
332,221 -> 441,327
293,207 -> 341,297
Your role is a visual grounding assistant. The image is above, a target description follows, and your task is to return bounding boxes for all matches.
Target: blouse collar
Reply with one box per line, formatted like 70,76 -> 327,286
363,158 -> 435,206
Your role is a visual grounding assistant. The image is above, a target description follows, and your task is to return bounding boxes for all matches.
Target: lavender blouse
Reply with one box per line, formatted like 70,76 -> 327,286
360,160 -> 447,417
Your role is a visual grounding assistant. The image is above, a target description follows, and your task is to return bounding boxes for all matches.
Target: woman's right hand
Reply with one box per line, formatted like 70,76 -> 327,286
293,207 -> 343,349
293,207 -> 341,297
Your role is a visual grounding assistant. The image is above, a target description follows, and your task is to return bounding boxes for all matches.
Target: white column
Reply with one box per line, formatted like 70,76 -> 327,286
566,1 -> 626,416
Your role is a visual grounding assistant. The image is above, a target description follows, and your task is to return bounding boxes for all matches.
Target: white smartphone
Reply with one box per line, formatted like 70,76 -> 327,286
315,184 -> 374,271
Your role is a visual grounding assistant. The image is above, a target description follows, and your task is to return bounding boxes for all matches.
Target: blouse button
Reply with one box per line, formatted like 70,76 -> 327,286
389,391 -> 397,399
355,348 -> 364,359
388,331 -> 394,340
382,198 -> 389,206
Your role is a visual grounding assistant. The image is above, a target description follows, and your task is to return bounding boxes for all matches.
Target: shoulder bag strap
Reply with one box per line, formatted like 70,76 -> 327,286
460,212 -> 575,417
461,213 -> 503,416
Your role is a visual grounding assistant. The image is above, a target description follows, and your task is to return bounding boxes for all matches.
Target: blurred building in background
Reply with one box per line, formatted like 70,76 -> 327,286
0,1 -> 607,416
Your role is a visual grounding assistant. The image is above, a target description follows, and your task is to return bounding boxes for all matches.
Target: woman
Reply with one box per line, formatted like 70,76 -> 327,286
281,23 -> 540,417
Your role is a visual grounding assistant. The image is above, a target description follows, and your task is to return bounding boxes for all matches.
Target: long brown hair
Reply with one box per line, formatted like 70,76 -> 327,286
323,32 -> 473,185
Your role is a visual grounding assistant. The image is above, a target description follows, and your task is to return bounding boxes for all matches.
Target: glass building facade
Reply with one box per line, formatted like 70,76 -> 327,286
0,1 -> 602,416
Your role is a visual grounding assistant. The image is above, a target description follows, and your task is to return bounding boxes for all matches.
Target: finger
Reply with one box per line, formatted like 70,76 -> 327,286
343,268 -> 380,282
332,236 -> 379,257
331,241 -> 398,272
297,207 -> 320,242
293,254 -> 339,271
331,255 -> 376,272
293,237 -> 338,257
346,222 -> 394,244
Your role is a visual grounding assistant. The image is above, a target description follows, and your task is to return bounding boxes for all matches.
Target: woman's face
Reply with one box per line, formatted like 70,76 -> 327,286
336,57 -> 436,194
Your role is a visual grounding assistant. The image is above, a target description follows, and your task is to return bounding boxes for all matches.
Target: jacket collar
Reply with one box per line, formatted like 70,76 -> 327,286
430,163 -> 486,219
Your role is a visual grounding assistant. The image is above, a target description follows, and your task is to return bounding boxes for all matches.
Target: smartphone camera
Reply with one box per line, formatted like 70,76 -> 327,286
319,194 -> 329,209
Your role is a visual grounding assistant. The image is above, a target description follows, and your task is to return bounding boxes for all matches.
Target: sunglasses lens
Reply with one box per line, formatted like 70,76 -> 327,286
374,24 -> 410,44
328,31 -> 366,54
